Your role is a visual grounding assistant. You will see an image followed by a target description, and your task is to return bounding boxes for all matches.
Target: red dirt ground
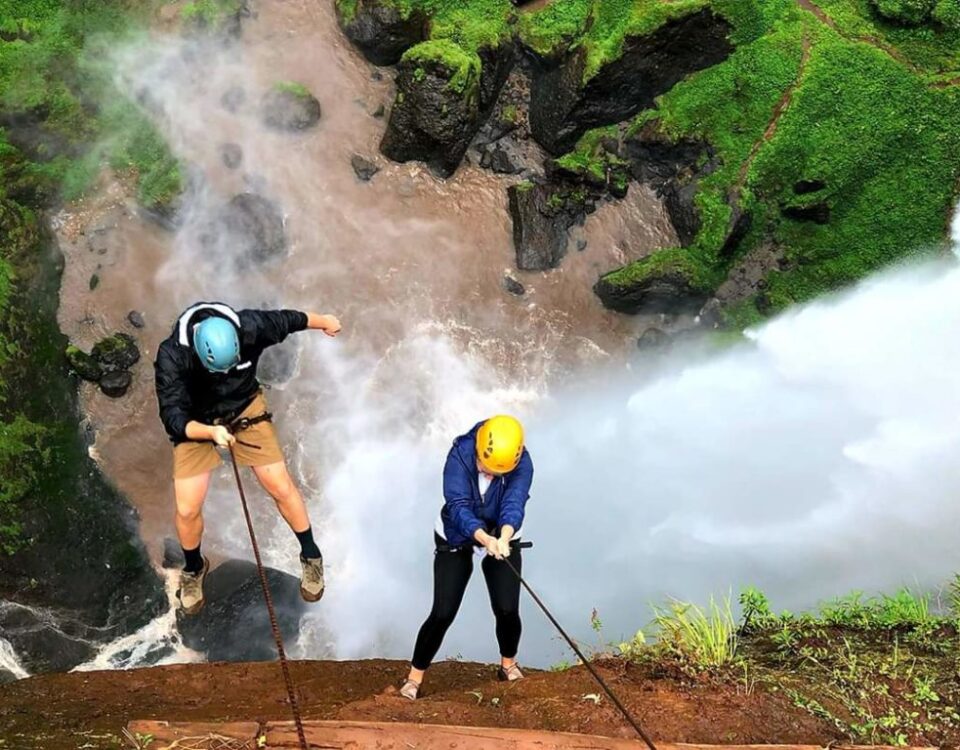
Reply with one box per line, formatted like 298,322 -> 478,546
0,659 -> 841,749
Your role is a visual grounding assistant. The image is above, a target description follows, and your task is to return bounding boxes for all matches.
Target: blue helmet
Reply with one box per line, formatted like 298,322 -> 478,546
193,316 -> 240,373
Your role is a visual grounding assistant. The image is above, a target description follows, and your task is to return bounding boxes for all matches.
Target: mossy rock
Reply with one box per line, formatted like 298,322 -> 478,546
64,345 -> 102,383
261,83 -> 322,131
335,0 -> 428,65
0,200 -> 40,263
380,40 -> 485,177
594,249 -> 717,315
181,0 -> 250,39
91,333 -> 140,373
870,0 -> 936,25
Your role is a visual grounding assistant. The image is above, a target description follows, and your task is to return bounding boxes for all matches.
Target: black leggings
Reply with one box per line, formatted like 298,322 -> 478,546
411,539 -> 522,671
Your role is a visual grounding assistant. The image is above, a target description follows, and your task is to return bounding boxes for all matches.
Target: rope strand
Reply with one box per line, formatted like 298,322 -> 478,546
228,446 -> 309,750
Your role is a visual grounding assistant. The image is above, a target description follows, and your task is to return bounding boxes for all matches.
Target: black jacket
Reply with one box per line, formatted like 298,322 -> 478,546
154,302 -> 308,443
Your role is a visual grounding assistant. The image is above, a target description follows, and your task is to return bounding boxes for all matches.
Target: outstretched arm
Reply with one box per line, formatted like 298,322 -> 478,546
305,312 -> 341,337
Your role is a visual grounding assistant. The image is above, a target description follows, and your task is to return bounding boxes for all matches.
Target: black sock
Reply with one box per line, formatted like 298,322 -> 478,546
295,527 -> 322,560
182,545 -> 204,574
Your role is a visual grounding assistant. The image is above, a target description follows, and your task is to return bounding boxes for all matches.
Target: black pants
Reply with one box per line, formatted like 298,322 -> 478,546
411,538 -> 522,671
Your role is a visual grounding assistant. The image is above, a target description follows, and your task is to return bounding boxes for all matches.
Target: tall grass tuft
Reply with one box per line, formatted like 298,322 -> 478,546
653,593 -> 738,668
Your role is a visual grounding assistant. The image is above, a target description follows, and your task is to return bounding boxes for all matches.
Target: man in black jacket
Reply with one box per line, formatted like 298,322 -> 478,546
154,301 -> 341,614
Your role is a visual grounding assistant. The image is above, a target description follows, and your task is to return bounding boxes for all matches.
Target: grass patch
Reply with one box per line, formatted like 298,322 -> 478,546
181,0 -> 244,25
652,594 -> 739,667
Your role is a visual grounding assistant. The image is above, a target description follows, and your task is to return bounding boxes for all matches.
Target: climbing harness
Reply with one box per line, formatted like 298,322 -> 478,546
500,548 -> 660,750
227,443 -> 309,750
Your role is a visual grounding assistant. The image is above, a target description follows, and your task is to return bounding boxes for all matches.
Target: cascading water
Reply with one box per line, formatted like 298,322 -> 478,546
10,2 -> 958,678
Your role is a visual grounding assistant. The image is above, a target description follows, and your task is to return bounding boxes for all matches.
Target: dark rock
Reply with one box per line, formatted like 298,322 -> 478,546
594,257 -> 710,315
503,275 -> 526,296
177,559 -> 307,662
220,142 -> 243,169
213,193 -> 287,265
261,84 -> 322,131
530,9 -> 733,154
0,602 -> 96,673
794,179 -> 826,194
351,154 -> 380,181
221,85 -> 247,113
372,103 -> 386,118
92,332 -> 140,373
336,0 -> 428,66
99,370 -> 132,398
0,668 -> 16,685
782,202 -> 831,224
625,120 -> 714,188
576,239 -> 588,252
487,142 -> 523,174
89,273 -> 99,291
719,200 -> 753,258
380,43 -> 483,177
127,310 -> 145,329
371,70 -> 384,81
698,297 -> 723,328
662,180 -> 701,247
65,345 -> 102,382
162,537 -> 185,569
507,181 -> 584,271
637,327 -> 670,350
477,41 -> 517,114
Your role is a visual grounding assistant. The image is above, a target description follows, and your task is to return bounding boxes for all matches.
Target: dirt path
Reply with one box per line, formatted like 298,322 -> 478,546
0,659 -> 838,749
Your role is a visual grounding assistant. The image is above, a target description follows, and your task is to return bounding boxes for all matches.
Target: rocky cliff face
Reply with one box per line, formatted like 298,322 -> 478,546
528,9 -> 734,155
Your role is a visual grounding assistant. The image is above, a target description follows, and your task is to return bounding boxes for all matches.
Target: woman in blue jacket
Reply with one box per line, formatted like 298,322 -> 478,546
401,415 -> 534,700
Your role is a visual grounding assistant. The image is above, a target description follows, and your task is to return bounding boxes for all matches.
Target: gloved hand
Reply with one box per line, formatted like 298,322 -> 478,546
209,425 -> 236,448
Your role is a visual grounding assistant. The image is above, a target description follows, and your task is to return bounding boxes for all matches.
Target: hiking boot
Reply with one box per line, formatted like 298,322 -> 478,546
498,663 -> 524,682
300,555 -> 325,602
400,679 -> 420,700
178,557 -> 210,615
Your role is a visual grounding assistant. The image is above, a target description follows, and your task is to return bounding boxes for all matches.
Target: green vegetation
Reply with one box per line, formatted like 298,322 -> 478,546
599,246 -> 724,296
607,582 -> 960,745
273,80 -> 313,98
402,40 -> 482,95
0,0 -> 181,552
554,126 -> 626,183
575,0 -> 960,320
181,0 -> 244,26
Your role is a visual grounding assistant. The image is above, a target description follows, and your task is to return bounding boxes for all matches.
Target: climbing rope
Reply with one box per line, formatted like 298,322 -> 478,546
228,445 -> 309,750
501,554 -> 659,750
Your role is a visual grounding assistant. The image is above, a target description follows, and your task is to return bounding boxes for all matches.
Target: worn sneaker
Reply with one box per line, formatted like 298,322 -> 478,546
400,678 -> 421,700
497,663 -> 524,682
178,557 -> 210,615
300,555 -> 325,602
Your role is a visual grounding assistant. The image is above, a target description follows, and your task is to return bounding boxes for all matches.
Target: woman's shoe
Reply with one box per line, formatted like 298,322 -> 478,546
497,663 -> 524,682
400,678 -> 421,700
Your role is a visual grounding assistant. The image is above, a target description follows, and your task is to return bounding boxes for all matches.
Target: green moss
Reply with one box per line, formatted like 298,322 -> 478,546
501,104 -> 519,124
273,80 -> 313,98
600,247 -> 721,294
554,125 -> 624,182
336,0 -> 359,24
402,39 -> 482,94
517,0 -> 592,58
420,0 -> 513,53
814,0 -> 960,70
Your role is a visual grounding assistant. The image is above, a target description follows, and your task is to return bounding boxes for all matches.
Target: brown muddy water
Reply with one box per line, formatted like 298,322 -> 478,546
55,0 -> 676,554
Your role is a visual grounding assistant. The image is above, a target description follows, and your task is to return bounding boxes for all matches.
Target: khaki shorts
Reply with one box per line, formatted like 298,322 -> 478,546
173,392 -> 285,480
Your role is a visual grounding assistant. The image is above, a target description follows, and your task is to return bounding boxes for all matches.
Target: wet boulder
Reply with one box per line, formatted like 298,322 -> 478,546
381,39 -> 513,178
127,310 -> 146,329
220,142 -> 243,169
0,601 -> 97,673
100,370 -> 133,399
0,668 -> 17,685
215,193 -> 287,266
530,9 -> 733,154
65,345 -> 103,382
91,333 -> 140,373
594,250 -> 713,315
503,275 -> 526,296
351,154 -> 380,181
507,180 -> 585,271
177,559 -> 307,662
336,0 -> 427,66
380,41 -> 483,177
261,83 -> 321,132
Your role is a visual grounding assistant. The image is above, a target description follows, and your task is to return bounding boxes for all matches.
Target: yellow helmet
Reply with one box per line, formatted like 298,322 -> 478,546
476,415 -> 525,475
